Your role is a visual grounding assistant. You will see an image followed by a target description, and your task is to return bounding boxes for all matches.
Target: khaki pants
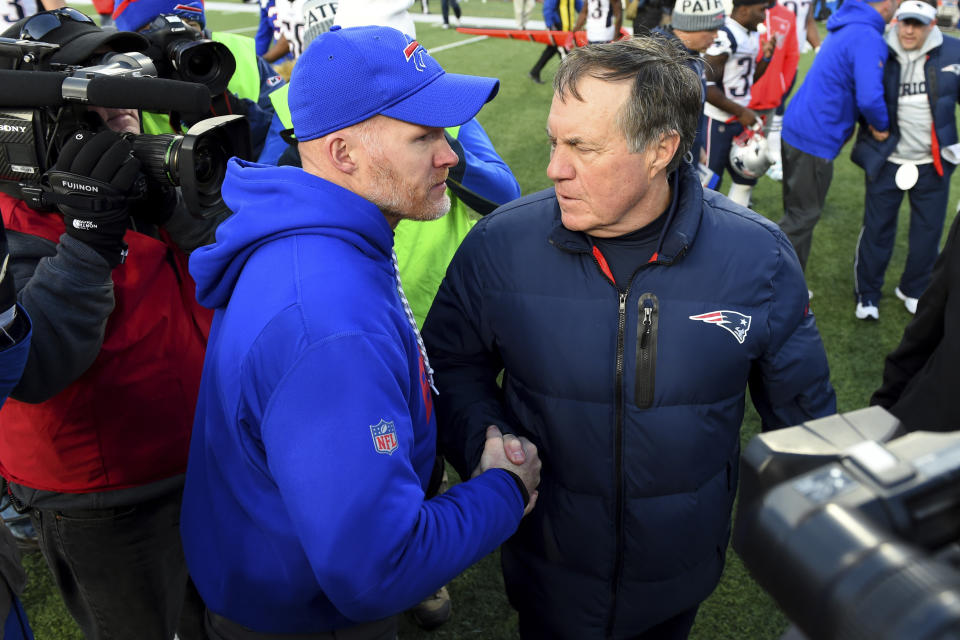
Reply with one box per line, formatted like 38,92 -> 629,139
514,0 -> 536,28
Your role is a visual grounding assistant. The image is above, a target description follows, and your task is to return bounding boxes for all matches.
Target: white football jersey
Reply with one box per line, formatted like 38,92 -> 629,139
2,0 -> 39,24
584,0 -> 615,43
777,0 -> 812,48
275,0 -> 337,58
704,17 -> 760,119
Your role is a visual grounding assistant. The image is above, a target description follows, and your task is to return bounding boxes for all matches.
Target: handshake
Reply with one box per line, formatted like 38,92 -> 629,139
473,425 -> 542,516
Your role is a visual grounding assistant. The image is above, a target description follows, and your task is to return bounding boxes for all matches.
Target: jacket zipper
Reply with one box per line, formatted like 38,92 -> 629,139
589,247 -> 629,638
606,289 -> 628,639
635,293 -> 659,409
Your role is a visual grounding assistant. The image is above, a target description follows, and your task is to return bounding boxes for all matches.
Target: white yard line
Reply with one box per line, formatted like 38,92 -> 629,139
428,34 -> 488,54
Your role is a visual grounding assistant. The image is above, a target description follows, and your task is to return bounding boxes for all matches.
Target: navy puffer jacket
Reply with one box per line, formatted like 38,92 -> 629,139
423,162 -> 836,639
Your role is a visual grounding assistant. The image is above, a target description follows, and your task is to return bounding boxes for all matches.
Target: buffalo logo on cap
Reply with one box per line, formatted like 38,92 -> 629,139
403,39 -> 427,72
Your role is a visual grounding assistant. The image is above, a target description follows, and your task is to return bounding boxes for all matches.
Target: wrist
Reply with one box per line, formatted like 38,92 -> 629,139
502,469 -> 530,508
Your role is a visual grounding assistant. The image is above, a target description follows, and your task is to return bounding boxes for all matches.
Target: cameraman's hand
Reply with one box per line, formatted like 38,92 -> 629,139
131,180 -> 177,227
46,130 -> 143,268
473,426 -> 541,516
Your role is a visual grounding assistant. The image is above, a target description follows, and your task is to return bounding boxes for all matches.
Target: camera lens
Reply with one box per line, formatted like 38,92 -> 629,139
191,135 -> 226,196
168,40 -> 235,96
129,133 -> 182,187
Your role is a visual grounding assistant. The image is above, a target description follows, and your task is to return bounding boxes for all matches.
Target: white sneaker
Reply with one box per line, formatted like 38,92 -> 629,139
855,301 -> 879,320
455,16 -> 461,26
766,161 -> 783,182
895,287 -> 918,314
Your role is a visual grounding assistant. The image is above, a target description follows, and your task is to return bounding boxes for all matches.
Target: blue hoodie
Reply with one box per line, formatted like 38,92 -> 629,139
783,0 -> 890,160
181,159 -> 525,633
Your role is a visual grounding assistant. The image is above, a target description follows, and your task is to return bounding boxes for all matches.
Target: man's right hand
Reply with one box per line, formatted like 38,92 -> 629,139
737,108 -> 759,128
869,125 -> 890,142
473,425 -> 542,516
46,130 -> 142,268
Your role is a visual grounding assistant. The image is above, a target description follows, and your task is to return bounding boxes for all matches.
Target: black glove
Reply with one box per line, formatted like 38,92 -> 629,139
0,216 -> 15,317
45,130 -> 144,268
131,180 -> 178,227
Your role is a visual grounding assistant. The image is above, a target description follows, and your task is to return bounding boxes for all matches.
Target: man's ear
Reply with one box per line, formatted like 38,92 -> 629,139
648,131 -> 681,178
327,135 -> 359,174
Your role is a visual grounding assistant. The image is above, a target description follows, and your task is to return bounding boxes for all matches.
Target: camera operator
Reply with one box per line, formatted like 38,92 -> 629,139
0,11 -> 226,639
871,212 -> 960,432
113,0 -> 286,158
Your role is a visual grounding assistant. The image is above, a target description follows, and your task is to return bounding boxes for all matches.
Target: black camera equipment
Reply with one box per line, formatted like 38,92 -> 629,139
0,39 -> 250,218
734,406 -> 960,640
140,14 -> 235,95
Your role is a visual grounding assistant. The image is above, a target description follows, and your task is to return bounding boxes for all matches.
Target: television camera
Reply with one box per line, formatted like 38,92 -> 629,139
0,33 -> 249,218
734,406 -> 960,640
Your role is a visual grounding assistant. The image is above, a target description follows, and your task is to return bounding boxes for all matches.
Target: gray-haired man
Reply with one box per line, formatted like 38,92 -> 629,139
423,36 -> 836,639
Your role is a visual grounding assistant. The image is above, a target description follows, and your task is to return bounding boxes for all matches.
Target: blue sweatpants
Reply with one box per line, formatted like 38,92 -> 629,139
855,161 -> 953,304
704,116 -> 758,190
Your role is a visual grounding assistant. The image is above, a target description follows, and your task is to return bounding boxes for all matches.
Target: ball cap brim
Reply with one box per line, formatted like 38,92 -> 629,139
290,25 -> 500,142
380,71 -> 499,130
895,0 -> 937,24
49,28 -> 149,64
0,15 -> 148,68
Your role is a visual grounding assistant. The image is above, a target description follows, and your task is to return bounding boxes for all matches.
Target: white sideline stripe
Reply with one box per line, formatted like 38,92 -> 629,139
429,35 -> 487,54
68,0 -> 546,28
221,25 -> 260,33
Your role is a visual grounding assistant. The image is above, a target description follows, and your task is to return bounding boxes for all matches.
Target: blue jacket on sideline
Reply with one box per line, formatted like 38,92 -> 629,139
783,0 -> 890,160
851,31 -> 960,180
181,159 -> 526,633
423,162 -> 837,637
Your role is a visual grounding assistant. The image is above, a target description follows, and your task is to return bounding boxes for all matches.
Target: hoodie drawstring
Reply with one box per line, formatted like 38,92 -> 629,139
391,250 -> 439,395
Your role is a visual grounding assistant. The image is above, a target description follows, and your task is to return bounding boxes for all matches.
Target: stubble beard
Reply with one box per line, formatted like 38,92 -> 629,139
366,156 -> 451,223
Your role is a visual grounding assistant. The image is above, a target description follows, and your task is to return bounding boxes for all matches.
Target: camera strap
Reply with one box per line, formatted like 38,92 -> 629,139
41,170 -> 144,212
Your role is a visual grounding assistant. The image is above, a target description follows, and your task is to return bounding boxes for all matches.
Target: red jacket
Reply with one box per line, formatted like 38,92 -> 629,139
0,195 -> 211,493
749,5 -> 799,111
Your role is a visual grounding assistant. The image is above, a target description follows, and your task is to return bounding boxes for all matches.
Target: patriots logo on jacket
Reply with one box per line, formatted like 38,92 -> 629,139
403,40 -> 427,72
942,64 -> 960,76
689,310 -> 752,344
370,419 -> 398,455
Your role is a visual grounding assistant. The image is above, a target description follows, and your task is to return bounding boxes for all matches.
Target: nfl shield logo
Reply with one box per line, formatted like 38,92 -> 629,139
370,420 -> 399,455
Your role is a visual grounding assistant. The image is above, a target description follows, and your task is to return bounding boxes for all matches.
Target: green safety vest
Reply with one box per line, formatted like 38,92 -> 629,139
141,31 -> 263,136
393,125 -> 477,328
269,83 -> 292,132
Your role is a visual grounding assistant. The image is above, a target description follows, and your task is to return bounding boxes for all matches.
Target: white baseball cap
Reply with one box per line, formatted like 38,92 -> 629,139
895,0 -> 937,24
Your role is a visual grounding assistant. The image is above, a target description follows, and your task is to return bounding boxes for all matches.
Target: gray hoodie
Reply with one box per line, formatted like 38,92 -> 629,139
886,23 -> 944,164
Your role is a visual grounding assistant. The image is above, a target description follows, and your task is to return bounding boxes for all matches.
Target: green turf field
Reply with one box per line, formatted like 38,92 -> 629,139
21,2 -> 960,637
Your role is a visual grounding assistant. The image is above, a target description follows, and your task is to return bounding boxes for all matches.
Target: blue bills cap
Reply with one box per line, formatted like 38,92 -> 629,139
289,25 -> 499,142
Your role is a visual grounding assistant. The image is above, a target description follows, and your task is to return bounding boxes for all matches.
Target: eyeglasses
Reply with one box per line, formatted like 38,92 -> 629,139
18,8 -> 95,42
